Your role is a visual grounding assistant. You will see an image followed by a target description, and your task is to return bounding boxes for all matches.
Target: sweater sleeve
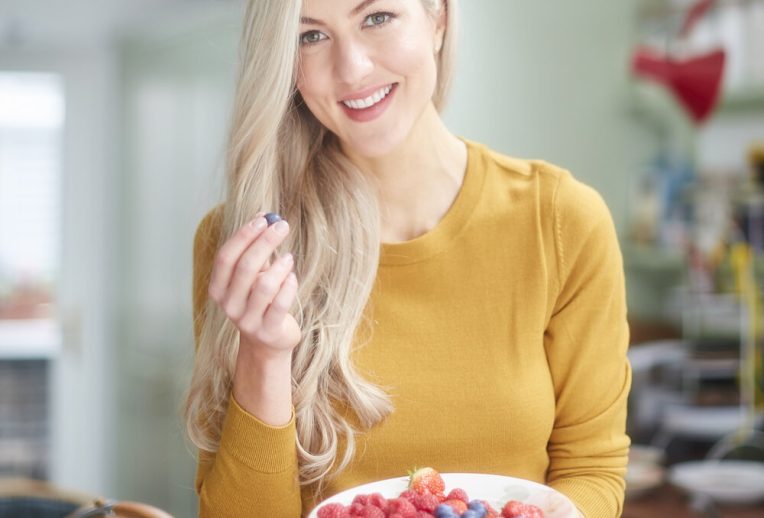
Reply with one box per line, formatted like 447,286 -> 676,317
543,173 -> 631,518
191,208 -> 302,518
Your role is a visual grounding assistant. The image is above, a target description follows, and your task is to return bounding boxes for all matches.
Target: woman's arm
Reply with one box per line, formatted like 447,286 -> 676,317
191,208 -> 302,517
543,174 -> 631,518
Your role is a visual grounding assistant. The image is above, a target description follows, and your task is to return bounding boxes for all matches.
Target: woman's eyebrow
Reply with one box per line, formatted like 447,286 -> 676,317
301,0 -> 382,25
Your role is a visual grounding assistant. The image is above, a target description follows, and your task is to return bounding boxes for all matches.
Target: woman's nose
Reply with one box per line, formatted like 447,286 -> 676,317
333,38 -> 374,86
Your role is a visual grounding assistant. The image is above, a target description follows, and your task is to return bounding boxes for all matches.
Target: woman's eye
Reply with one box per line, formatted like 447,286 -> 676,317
363,12 -> 392,27
300,30 -> 326,45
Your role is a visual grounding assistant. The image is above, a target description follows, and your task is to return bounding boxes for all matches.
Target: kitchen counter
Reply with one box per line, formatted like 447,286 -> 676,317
623,485 -> 764,518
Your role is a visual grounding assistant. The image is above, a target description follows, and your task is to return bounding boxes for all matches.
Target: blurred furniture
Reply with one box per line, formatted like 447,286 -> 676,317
68,499 -> 174,518
0,478 -> 91,518
0,479 -> 174,518
623,484 -> 764,518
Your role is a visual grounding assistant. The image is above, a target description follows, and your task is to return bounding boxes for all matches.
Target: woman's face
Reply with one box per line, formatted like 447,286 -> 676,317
297,0 -> 444,158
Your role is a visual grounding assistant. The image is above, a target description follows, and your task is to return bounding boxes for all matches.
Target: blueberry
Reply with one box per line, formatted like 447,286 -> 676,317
468,500 -> 486,517
435,504 -> 459,518
460,511 -> 480,518
264,213 -> 283,226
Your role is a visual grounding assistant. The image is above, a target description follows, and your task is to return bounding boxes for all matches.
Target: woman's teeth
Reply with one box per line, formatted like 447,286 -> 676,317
342,84 -> 393,110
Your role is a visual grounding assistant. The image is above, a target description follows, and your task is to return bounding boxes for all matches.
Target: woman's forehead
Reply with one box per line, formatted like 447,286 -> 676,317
301,0 -> 410,17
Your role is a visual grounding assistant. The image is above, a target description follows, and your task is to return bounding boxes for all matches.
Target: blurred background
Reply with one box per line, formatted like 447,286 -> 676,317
0,0 -> 763,516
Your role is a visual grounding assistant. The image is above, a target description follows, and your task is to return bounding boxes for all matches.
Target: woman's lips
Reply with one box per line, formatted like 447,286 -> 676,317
339,83 -> 398,123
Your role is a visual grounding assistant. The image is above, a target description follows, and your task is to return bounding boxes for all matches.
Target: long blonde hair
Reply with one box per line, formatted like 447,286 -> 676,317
185,0 -> 459,492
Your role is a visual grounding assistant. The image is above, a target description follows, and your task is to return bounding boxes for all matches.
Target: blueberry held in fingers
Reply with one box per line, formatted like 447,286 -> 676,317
264,213 -> 283,227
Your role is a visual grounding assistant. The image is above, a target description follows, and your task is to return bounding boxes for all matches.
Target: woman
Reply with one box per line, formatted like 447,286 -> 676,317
184,0 -> 631,517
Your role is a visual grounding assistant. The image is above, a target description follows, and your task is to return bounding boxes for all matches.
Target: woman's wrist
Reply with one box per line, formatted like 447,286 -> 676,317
233,345 -> 293,426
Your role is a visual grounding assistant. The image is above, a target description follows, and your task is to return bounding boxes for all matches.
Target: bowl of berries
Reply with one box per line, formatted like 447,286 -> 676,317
309,467 -> 579,518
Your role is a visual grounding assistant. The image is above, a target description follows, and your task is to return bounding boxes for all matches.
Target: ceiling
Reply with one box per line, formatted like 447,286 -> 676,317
0,0 -> 240,50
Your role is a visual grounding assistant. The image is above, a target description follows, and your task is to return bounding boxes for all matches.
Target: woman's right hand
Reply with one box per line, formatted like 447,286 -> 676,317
207,214 -> 301,360
207,214 -> 300,424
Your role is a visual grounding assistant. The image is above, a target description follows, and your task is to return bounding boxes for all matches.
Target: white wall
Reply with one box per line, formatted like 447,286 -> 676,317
114,14 -> 238,516
443,0 -> 644,230
0,45 -> 120,497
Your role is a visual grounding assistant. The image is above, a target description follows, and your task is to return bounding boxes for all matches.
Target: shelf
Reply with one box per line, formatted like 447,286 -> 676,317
623,241 -> 686,272
0,319 -> 61,359
719,85 -> 764,113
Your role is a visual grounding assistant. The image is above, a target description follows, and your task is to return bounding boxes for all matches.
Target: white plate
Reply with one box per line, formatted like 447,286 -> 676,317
308,473 -> 578,518
669,460 -> 764,505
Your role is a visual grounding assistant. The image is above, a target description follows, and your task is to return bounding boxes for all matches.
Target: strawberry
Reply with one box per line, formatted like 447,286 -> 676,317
408,467 -> 445,496
446,488 -> 469,503
316,503 -> 350,518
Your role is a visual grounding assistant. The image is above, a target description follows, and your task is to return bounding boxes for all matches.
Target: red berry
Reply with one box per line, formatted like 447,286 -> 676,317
415,512 -> 432,518
501,500 -> 544,518
409,492 -> 439,512
317,503 -> 350,518
351,494 -> 371,506
387,497 -> 417,518
408,467 -> 446,496
446,488 -> 469,503
368,492 -> 388,512
480,500 -> 499,516
443,499 -> 468,513
349,502 -> 365,514
398,490 -> 418,503
351,505 -> 385,518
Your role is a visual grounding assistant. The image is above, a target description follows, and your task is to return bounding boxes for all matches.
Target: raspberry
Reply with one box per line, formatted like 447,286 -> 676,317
480,500 -> 499,517
446,488 -> 469,503
351,494 -> 371,506
351,505 -> 385,518
368,492 -> 388,512
349,502 -> 365,514
415,512 -> 432,518
443,499 -> 468,513
316,503 -> 350,518
398,489 -> 418,502
501,500 -> 543,518
409,491 -> 439,512
387,497 -> 418,517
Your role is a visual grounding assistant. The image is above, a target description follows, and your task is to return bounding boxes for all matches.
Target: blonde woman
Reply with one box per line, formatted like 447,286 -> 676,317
184,0 -> 631,516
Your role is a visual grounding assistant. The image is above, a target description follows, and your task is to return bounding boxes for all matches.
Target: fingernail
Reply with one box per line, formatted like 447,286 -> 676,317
273,220 -> 289,235
249,217 -> 267,231
279,253 -> 293,266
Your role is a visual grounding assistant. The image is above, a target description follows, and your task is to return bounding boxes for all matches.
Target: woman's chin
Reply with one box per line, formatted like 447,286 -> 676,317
339,133 -> 404,160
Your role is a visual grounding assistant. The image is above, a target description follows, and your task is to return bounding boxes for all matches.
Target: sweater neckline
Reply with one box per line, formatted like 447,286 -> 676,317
379,137 -> 484,266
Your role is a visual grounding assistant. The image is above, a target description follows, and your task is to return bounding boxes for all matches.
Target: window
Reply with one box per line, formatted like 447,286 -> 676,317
0,72 -> 63,322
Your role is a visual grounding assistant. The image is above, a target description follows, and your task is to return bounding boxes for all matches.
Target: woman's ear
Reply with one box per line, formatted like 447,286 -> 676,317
433,1 -> 447,53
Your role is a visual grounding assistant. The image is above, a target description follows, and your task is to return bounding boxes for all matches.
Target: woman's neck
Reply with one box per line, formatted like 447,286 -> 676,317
343,104 -> 468,243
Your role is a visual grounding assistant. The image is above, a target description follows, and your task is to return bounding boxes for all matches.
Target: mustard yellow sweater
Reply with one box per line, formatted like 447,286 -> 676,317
191,139 -> 631,518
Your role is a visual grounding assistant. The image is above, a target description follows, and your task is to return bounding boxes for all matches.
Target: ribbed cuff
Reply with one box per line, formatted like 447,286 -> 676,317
219,394 -> 297,474
549,477 -> 621,518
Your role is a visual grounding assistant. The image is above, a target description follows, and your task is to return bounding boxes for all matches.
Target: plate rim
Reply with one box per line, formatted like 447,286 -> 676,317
308,472 -> 577,517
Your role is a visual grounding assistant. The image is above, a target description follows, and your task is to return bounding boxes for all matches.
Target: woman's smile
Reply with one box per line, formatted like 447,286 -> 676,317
339,82 -> 398,122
